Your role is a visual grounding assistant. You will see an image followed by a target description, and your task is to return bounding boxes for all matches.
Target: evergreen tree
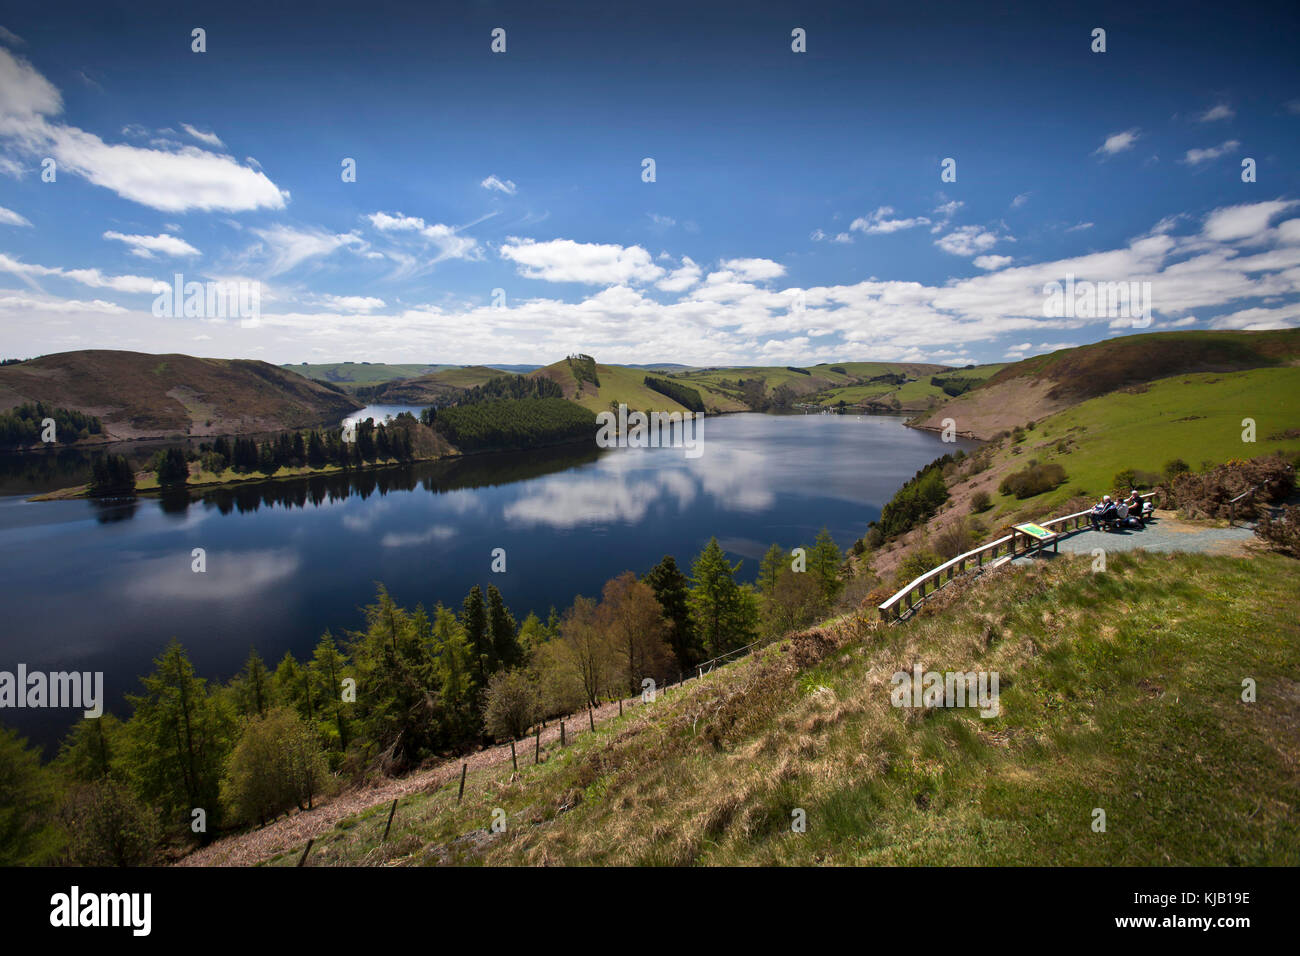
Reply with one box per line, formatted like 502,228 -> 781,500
688,538 -> 757,657
486,584 -> 520,670
431,604 -> 476,741
234,648 -> 271,718
309,631 -> 350,752
0,725 -> 62,865
807,527 -> 844,607
123,641 -> 230,836
758,543 -> 785,596
644,554 -> 700,671
462,585 -> 490,681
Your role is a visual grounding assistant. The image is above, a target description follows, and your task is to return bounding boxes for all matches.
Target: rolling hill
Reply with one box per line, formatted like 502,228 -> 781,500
912,330 -> 1300,439
354,366 -> 511,404
0,350 -> 362,442
282,362 -> 454,388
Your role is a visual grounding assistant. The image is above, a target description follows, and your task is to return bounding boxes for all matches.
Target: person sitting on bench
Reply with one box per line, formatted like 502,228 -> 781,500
1090,495 -> 1117,531
1123,490 -> 1146,528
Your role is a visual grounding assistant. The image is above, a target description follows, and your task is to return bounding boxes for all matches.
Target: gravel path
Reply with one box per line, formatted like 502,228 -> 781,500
1013,510 -> 1258,564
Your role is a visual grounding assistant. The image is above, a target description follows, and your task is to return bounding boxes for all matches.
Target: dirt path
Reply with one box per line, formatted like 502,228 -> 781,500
176,690 -> 668,867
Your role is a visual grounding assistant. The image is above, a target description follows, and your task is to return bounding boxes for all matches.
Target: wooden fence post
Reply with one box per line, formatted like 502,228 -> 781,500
297,838 -> 314,867
457,762 -> 467,803
510,739 -> 517,771
619,698 -> 623,716
560,720 -> 566,747
535,728 -> 541,765
588,705 -> 595,731
382,798 -> 398,842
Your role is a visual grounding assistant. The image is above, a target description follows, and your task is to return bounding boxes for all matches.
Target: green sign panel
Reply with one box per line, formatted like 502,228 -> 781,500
1014,522 -> 1053,540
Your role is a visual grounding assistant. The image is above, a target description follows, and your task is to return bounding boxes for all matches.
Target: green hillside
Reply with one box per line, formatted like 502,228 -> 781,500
355,366 -> 511,403
284,362 -> 453,387
973,366 -> 1300,524
268,549 -> 1300,866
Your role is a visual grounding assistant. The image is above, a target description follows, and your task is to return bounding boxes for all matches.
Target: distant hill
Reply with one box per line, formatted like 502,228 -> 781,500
356,366 -> 511,404
0,350 -> 362,441
912,330 -> 1300,439
283,362 -> 453,388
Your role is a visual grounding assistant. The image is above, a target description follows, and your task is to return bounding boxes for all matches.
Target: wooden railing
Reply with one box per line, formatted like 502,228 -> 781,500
877,492 -> 1157,622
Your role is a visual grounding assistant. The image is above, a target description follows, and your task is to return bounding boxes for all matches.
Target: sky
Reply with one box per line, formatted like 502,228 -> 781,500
0,0 -> 1297,367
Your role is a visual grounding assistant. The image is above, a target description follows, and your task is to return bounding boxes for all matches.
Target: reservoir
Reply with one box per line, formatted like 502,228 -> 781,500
0,412 -> 974,749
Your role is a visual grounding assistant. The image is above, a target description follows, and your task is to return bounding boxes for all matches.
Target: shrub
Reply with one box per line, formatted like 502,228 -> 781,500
1164,458 -> 1190,479
483,670 -> 540,742
61,781 -> 159,867
895,549 -> 941,586
970,490 -> 992,513
934,522 -> 973,560
999,462 -> 1068,499
1255,505 -> 1300,556
1161,453 -> 1295,520
221,707 -> 332,826
1113,468 -> 1162,491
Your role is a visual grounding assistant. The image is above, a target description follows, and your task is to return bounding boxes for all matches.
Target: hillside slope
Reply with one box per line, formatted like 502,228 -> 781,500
355,366 -> 509,404
258,550 -> 1300,866
283,362 -> 453,388
0,350 -> 362,441
912,330 -> 1300,439
529,359 -> 746,413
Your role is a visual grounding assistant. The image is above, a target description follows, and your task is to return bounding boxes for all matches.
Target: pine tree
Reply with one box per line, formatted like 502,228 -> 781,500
688,538 -> 757,657
235,648 -> 271,717
486,584 -> 520,670
758,543 -> 785,595
807,527 -> 844,607
462,585 -> 490,681
644,555 -> 700,671
123,640 -> 230,836
309,631 -> 350,752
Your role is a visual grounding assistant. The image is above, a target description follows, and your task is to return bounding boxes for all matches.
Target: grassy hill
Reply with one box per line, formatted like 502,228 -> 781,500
283,362 -> 453,388
355,366 -> 511,404
913,330 -> 1300,439
0,350 -> 361,441
862,363 -> 1300,583
265,549 -> 1300,866
528,359 -> 745,414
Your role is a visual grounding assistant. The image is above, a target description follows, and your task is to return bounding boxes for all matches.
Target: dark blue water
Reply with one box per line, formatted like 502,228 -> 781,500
0,413 -> 973,750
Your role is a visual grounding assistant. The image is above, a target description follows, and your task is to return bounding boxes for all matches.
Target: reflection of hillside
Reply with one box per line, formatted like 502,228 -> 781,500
192,443 -> 604,516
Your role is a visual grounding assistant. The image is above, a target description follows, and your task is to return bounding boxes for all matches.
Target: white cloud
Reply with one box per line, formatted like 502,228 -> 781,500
1180,140 -> 1240,165
718,257 -> 785,281
850,206 -> 930,234
480,174 -> 517,195
1202,200 -> 1299,242
366,212 -> 481,265
0,48 -> 285,212
180,123 -> 224,148
1010,193 -> 1030,209
973,255 -> 1013,270
318,294 -> 385,311
656,256 -> 702,292
381,525 -> 456,548
935,225 -> 1000,257
0,252 -> 158,293
0,205 -> 30,227
102,231 -> 200,259
1197,104 -> 1234,122
500,237 -> 664,284
810,228 -> 851,243
252,225 -> 365,275
1094,128 -> 1140,156
1066,221 -> 1095,232
0,26 -> 24,46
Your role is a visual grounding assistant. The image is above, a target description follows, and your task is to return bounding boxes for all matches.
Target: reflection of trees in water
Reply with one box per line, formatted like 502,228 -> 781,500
189,442 -> 604,517
89,497 -> 139,524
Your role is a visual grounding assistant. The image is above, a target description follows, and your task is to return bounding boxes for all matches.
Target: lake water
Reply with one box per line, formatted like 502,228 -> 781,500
0,412 -> 973,750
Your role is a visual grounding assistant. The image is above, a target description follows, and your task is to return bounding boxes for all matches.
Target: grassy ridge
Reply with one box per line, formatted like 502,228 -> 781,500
270,550 -> 1299,867
980,366 -> 1300,520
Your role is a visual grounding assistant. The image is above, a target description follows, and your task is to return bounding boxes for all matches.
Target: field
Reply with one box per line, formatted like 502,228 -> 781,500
262,550 -> 1300,866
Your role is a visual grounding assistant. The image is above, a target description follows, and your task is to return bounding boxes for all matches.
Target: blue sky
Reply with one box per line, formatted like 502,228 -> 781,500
0,0 -> 1297,366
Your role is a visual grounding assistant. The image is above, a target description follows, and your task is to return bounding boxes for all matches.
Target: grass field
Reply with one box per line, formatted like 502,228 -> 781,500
266,550 -> 1299,866
982,366 -> 1300,518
